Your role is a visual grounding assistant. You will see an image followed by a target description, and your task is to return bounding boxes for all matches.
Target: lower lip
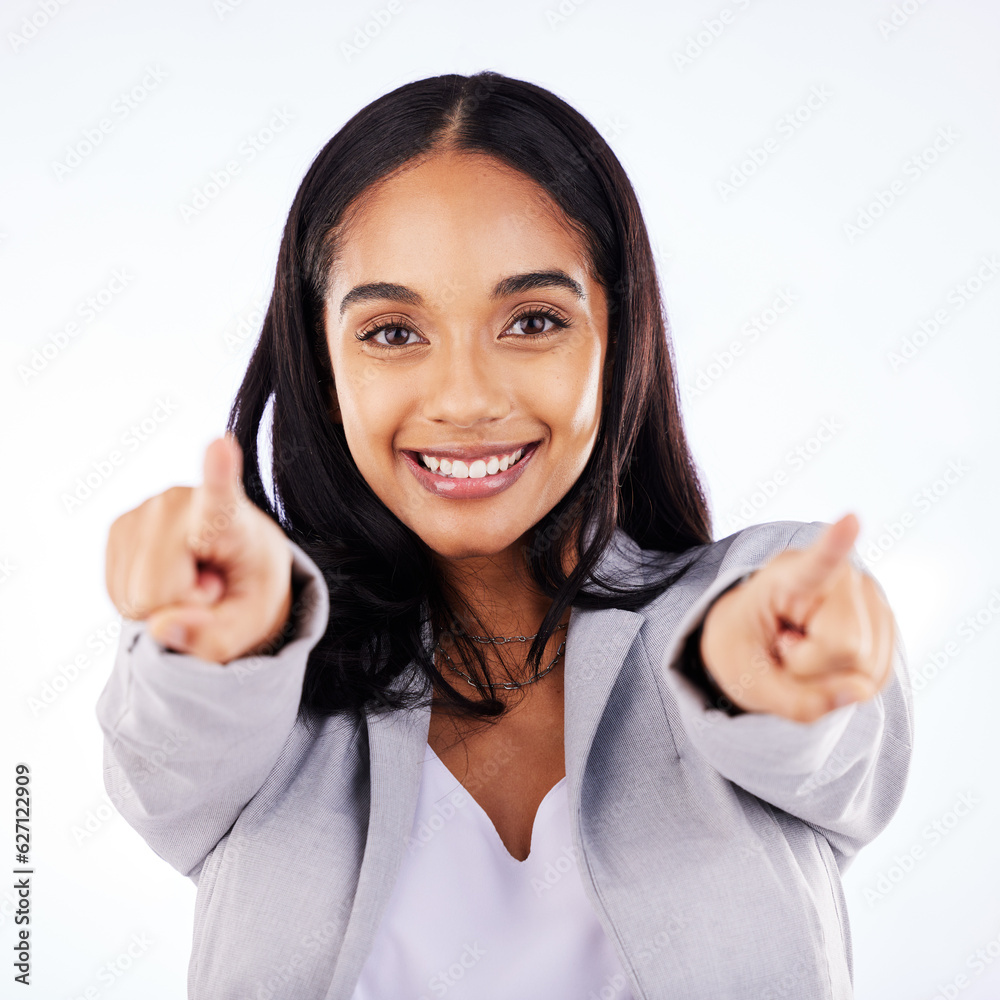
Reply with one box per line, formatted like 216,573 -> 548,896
402,442 -> 540,499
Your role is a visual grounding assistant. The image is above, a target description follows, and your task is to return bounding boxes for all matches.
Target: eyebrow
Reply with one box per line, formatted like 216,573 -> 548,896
338,269 -> 585,318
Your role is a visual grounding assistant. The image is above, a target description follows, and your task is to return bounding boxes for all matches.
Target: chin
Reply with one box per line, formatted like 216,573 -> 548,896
418,525 -> 528,562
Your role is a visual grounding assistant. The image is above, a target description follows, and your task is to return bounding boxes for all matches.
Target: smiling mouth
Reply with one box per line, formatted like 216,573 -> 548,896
403,442 -> 541,479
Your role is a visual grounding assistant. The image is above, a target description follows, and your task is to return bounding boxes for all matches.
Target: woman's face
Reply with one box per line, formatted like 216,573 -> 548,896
323,150 -> 609,561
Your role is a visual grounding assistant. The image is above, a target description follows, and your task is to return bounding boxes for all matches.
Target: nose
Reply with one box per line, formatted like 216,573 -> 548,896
422,326 -> 511,428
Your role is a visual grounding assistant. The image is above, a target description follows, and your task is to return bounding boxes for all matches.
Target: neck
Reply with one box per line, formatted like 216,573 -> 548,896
432,524 -> 580,638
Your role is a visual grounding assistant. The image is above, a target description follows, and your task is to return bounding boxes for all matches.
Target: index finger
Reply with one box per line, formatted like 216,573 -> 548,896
775,513 -> 860,626
187,433 -> 247,558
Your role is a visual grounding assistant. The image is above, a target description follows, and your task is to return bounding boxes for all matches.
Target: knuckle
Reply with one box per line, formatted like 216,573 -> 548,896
120,593 -> 148,620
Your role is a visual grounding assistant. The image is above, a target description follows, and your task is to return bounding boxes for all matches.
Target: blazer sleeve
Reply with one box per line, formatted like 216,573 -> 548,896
658,520 -> 915,867
94,538 -> 330,881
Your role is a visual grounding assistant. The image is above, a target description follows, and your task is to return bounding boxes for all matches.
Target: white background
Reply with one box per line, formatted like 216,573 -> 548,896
1,0 -> 998,997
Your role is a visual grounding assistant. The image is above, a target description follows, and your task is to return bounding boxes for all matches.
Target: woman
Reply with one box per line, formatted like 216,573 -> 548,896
97,71 -> 912,999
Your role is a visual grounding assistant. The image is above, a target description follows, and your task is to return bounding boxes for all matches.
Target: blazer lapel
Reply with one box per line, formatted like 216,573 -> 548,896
324,668 -> 432,1000
563,529 -> 647,813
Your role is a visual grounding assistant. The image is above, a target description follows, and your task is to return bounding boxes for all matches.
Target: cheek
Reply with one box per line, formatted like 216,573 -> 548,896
546,362 -> 602,439
335,367 -> 405,475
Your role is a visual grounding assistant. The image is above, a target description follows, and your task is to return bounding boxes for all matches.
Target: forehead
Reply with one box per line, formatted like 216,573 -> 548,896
327,152 -> 596,303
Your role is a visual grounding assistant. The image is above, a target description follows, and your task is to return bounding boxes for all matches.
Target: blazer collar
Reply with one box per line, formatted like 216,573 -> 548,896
324,526 -> 647,999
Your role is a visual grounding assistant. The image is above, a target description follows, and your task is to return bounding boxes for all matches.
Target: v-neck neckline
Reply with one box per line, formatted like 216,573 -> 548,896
424,742 -> 567,864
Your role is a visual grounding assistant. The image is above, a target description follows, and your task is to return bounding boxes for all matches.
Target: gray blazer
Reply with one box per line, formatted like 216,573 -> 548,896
95,519 -> 913,999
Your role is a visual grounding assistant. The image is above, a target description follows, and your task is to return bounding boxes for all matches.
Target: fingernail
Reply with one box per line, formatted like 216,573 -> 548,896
833,690 -> 858,708
165,624 -> 186,648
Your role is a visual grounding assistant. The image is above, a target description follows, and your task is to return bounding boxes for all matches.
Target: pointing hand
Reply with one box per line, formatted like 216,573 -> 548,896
105,433 -> 293,664
699,515 -> 895,723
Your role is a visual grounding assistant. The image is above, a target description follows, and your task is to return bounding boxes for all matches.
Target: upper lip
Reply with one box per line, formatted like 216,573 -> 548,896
403,440 -> 539,461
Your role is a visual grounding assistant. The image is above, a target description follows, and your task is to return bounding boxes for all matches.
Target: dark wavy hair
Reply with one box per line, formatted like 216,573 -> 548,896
225,70 -> 713,731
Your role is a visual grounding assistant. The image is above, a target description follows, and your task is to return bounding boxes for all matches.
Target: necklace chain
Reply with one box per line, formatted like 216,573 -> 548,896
435,621 -> 568,691
464,621 -> 568,645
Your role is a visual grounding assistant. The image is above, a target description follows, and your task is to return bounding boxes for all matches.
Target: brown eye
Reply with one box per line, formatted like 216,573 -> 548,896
355,318 -> 426,350
504,308 -> 570,339
380,326 -> 412,346
516,315 -> 548,334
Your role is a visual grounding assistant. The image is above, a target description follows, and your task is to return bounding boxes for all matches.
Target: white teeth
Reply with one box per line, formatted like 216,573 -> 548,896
418,446 -> 530,478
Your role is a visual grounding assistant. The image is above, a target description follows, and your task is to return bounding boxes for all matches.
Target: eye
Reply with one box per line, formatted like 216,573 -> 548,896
354,306 -> 571,351
504,306 -> 571,339
355,316 -> 425,350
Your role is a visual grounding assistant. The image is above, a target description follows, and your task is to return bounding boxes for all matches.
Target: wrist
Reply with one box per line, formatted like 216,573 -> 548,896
679,571 -> 757,717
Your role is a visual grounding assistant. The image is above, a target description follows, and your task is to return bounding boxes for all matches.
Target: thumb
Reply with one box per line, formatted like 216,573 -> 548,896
146,604 -> 217,655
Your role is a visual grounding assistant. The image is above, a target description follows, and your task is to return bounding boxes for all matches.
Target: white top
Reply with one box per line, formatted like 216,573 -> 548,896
351,741 -> 635,1000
